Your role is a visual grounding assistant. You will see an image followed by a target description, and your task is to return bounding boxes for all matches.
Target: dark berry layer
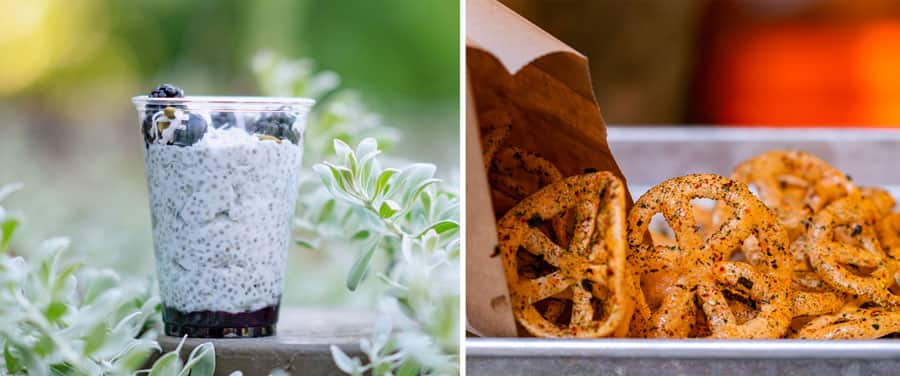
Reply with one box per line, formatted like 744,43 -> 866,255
162,304 -> 280,338
211,112 -> 238,129
249,112 -> 300,144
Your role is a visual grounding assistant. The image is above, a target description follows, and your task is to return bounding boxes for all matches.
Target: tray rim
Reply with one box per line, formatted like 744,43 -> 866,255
466,338 -> 900,359
606,126 -> 900,142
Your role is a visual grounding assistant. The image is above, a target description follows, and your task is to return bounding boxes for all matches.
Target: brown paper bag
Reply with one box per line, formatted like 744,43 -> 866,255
465,0 -> 630,337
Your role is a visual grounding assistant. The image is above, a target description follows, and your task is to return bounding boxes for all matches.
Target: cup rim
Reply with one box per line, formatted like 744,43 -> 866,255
131,95 -> 315,112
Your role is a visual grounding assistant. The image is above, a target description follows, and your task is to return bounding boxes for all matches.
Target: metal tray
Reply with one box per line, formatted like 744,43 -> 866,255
467,339 -> 900,375
467,127 -> 900,376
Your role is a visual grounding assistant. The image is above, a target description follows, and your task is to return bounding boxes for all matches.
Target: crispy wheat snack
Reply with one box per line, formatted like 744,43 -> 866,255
791,307 -> 900,339
791,270 -> 833,292
628,174 -> 792,339
478,109 -> 512,170
732,150 -> 857,240
489,146 -> 572,245
489,146 -> 563,201
792,291 -> 845,318
497,172 -> 632,338
789,234 -> 816,273
489,147 -> 898,340
805,194 -> 900,307
649,204 -> 718,247
862,187 -> 896,218
878,213 -> 900,259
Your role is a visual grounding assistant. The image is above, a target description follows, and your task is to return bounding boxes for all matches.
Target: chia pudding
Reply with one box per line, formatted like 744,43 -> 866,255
133,85 -> 313,337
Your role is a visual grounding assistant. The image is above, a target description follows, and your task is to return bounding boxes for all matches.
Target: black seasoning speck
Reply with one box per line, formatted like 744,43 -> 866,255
527,213 -> 544,228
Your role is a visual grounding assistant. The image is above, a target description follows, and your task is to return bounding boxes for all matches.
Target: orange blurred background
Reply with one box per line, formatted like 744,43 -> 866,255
502,0 -> 900,126
695,0 -> 900,126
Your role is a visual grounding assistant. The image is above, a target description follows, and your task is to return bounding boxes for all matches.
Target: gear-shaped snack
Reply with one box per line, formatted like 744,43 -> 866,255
732,150 -> 857,240
791,306 -> 900,339
478,109 -> 512,170
878,213 -> 900,259
497,172 -> 632,338
489,146 -> 570,245
628,174 -> 792,338
648,204 -> 718,247
805,194 -> 900,307
862,187 -> 896,218
489,146 -> 563,201
791,291 -> 845,318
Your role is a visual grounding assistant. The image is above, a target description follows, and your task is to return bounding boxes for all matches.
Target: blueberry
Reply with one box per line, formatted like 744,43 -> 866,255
284,127 -> 300,144
250,117 -> 281,135
211,112 -> 237,129
249,112 -> 299,144
143,84 -> 185,146
149,83 -> 185,98
142,114 -> 156,146
172,114 -> 208,147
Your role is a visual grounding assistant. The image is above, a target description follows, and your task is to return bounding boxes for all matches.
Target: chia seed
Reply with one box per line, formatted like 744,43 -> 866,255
144,127 -> 302,313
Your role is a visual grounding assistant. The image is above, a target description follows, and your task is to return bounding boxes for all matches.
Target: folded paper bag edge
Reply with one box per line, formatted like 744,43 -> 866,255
465,0 -> 629,339
466,0 -> 597,104
464,76 -> 519,338
467,0 -> 582,73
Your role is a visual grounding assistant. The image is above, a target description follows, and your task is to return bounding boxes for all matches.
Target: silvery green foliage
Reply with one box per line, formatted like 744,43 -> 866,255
252,52 -> 459,374
314,139 -> 458,291
0,183 -> 23,253
252,50 -> 340,101
253,51 -> 402,257
0,184 -> 219,376
137,338 -> 215,376
306,91 -> 400,163
316,140 -> 459,375
251,50 -> 400,165
0,184 -> 155,375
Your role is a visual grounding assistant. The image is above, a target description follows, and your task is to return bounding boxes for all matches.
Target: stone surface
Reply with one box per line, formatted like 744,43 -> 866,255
155,308 -> 376,376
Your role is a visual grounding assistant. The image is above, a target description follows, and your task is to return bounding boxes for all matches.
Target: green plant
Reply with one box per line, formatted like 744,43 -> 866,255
318,139 -> 459,375
0,183 -> 222,376
137,338 -> 216,376
253,52 -> 459,375
250,50 -> 399,164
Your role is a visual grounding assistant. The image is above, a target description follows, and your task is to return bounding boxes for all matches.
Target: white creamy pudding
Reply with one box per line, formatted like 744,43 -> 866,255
144,127 -> 301,313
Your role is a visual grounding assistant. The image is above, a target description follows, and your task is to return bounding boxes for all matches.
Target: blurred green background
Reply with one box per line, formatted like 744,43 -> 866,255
0,0 -> 459,307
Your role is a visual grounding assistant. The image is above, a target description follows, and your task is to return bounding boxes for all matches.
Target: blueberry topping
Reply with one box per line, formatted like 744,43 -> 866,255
211,112 -> 238,129
249,112 -> 299,144
149,83 -> 185,98
143,84 -> 186,146
172,114 -> 208,147
142,113 -> 157,146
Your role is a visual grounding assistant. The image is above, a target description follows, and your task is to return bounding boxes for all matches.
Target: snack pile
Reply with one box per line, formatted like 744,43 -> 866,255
481,119 -> 900,339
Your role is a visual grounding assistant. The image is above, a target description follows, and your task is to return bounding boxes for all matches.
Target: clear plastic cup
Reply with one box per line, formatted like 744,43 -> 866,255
131,96 -> 314,338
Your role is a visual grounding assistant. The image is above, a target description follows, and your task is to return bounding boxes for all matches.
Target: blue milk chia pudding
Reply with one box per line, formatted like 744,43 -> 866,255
134,85 -> 312,338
